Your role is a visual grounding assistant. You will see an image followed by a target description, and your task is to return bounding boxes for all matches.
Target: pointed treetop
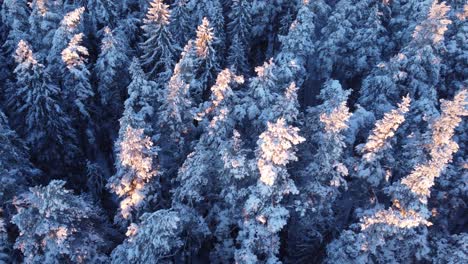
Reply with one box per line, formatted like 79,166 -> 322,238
257,118 -> 305,186
195,17 -> 215,58
61,33 -> 88,69
412,1 -> 451,45
15,40 -> 39,65
61,7 -> 85,30
144,0 -> 171,26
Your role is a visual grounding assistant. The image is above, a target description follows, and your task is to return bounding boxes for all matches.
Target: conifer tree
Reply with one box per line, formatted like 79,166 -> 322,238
11,40 -> 79,175
46,7 -> 85,82
355,95 -> 411,187
173,69 -> 244,206
157,41 -> 197,148
12,180 -> 109,263
190,0 -> 226,56
110,210 -> 184,263
227,0 -> 252,74
140,0 -> 178,82
193,17 -> 221,103
327,89 -> 467,263
1,0 -> 29,56
28,0 -> 64,54
61,33 -> 94,119
0,212 -> 9,264
120,59 -> 158,138
86,0 -> 118,31
170,0 -> 192,49
95,26 -> 130,115
235,118 -> 305,263
0,110 -> 39,205
288,80 -> 352,260
317,0 -> 389,79
107,126 -> 160,224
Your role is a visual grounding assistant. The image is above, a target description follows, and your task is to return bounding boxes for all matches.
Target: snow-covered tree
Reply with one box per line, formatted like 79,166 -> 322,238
235,118 -> 305,263
110,209 -> 183,263
28,0 -> 64,54
86,0 -> 118,31
0,212 -> 9,264
10,40 -> 79,175
327,89 -> 467,263
119,59 -> 158,137
355,95 -> 411,187
140,0 -> 178,82
0,110 -> 39,205
46,7 -> 85,80
170,0 -> 192,48
107,126 -> 160,224
360,0 -> 452,119
193,17 -> 221,103
190,0 -> 226,55
61,33 -> 94,119
287,80 -> 352,261
157,41 -> 197,148
1,0 -> 29,56
95,26 -> 130,114
12,180 -> 109,263
317,0 -> 389,79
227,0 -> 252,74
173,69 -> 244,206
442,3 -> 468,97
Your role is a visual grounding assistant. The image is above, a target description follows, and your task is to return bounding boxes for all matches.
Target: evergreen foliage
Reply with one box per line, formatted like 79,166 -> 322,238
0,1 -> 467,263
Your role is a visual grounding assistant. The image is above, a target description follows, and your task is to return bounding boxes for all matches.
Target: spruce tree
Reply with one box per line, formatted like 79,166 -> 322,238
227,0 -> 252,74
95,26 -> 130,116
12,180 -> 110,263
235,118 -> 305,263
140,0 -> 178,82
46,7 -> 85,82
107,126 -> 160,225
11,40 -> 79,176
170,0 -> 192,49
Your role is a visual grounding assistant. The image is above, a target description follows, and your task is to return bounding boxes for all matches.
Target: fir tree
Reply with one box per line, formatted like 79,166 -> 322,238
170,0 -> 192,49
12,180 -> 110,263
140,0 -> 178,82
355,95 -> 411,187
86,0 -> 118,31
157,40 -> 197,149
28,0 -> 64,54
119,59 -> 158,137
11,40 -> 79,176
327,89 -> 467,263
0,110 -> 39,206
95,26 -> 130,115
193,17 -> 221,103
1,0 -> 29,56
235,118 -> 305,263
46,7 -> 85,82
227,0 -> 252,74
107,126 -> 160,224
61,33 -> 94,119
110,210 -> 184,263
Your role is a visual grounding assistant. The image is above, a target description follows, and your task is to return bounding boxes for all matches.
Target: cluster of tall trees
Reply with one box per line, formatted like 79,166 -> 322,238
0,0 -> 466,263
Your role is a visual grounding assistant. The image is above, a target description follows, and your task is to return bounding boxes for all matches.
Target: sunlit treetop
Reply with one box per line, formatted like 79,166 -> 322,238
61,7 -> 85,31
14,40 -> 40,66
143,0 -> 171,26
61,33 -> 88,69
361,95 -> 411,162
412,1 -> 452,45
195,17 -> 215,58
257,118 -> 305,186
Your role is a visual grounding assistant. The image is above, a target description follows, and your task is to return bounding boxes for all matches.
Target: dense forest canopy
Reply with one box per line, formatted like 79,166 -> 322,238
0,0 -> 467,263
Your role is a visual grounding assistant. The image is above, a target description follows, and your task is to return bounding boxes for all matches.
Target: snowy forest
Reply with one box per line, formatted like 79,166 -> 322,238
0,0 -> 467,263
